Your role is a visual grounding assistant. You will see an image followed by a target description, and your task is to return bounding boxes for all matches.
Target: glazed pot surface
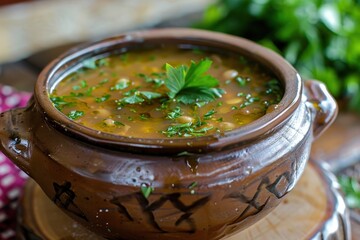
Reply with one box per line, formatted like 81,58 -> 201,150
0,29 -> 337,240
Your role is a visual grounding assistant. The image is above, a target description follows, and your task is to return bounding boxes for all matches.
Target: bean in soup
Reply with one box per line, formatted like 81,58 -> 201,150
50,47 -> 283,138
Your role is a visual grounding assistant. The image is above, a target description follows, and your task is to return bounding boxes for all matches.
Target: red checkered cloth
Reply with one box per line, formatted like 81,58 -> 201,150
0,85 -> 31,240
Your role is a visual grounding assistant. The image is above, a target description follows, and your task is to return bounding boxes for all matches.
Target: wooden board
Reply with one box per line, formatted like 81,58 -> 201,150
17,162 -> 350,240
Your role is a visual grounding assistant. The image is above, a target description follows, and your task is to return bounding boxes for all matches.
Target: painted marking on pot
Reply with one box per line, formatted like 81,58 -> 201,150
52,181 -> 88,222
110,191 -> 211,233
224,159 -> 297,224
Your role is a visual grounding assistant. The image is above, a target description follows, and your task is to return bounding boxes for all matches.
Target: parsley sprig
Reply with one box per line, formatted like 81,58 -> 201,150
165,59 -> 224,104
115,59 -> 224,106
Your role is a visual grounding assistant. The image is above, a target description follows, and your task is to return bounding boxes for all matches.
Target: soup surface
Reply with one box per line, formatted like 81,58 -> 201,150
50,47 -> 283,138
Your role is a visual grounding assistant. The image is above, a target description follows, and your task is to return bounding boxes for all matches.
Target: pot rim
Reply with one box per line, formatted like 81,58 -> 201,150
35,28 -> 302,153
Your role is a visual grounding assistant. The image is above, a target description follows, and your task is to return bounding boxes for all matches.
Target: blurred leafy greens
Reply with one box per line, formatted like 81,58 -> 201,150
195,0 -> 360,112
338,175 -> 360,209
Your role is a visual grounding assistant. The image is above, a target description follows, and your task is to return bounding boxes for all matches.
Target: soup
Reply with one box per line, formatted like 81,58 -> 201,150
50,47 -> 283,138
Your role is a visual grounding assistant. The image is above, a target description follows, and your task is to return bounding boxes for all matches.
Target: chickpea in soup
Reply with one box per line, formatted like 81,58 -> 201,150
50,47 -> 283,138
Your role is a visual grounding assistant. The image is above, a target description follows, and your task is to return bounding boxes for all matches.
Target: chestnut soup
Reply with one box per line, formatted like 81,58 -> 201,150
50,47 -> 283,138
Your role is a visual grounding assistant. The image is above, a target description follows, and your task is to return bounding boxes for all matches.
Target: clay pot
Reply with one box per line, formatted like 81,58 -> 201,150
0,29 -> 337,240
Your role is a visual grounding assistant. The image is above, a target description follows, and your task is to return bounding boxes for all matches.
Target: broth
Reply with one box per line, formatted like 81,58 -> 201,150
50,47 -> 283,138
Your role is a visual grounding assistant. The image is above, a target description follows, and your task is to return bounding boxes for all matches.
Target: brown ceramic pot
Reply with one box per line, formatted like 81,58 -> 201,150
0,29 -> 337,240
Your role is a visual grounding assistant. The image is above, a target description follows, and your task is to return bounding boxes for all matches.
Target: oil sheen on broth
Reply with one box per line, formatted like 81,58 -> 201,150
50,47 -> 283,138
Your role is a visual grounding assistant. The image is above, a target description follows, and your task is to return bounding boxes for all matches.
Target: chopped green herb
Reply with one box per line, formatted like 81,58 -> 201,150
265,79 -> 283,103
123,88 -> 139,97
117,90 -> 162,105
95,94 -> 111,103
158,101 -> 169,110
236,77 -> 247,86
120,53 -> 128,62
189,182 -> 198,194
240,95 -> 261,108
114,121 -> 125,126
204,109 -> 216,120
97,58 -> 110,67
110,79 -> 129,91
239,56 -> 248,65
85,86 -> 96,96
240,102 -> 251,108
50,96 -> 75,110
70,92 -> 84,97
176,151 -> 195,156
82,59 -> 97,69
81,57 -> 110,70
192,49 -> 204,55
165,59 -> 224,104
140,113 -> 151,120
119,95 -> 144,104
72,85 -> 81,91
151,72 -> 166,78
162,120 -> 213,137
81,80 -> 88,88
68,110 -> 84,120
69,73 -> 79,82
195,102 -> 207,108
188,181 -> 198,189
167,106 -> 182,120
99,79 -> 109,85
140,185 -> 154,199
138,73 -> 165,88
140,91 -> 162,100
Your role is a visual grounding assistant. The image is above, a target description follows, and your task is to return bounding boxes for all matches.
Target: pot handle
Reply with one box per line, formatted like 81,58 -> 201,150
304,80 -> 338,140
0,102 -> 34,176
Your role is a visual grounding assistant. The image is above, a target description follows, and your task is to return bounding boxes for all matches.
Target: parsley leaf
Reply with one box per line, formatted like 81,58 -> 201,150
204,109 -> 216,120
117,91 -> 162,105
82,59 -> 97,69
120,95 -> 144,104
95,94 -> 111,103
50,96 -> 75,110
68,110 -> 84,120
140,91 -> 162,100
165,59 -> 223,104
141,184 -> 154,199
167,106 -> 182,119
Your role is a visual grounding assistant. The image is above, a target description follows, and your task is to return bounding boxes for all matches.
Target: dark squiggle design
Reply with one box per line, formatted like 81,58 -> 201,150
109,198 -> 134,222
52,181 -> 88,222
136,192 -> 166,233
111,192 -> 211,233
266,160 -> 296,198
224,159 -> 297,224
225,179 -> 272,223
